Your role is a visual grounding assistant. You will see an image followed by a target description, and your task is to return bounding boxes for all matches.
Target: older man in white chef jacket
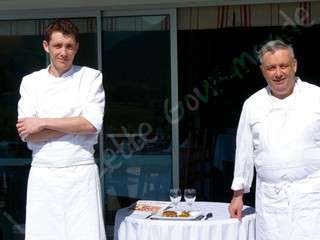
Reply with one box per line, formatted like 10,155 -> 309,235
229,40 -> 320,240
16,19 -> 106,240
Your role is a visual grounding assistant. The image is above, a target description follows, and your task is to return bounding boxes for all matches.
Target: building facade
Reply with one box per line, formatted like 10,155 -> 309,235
0,1 -> 319,239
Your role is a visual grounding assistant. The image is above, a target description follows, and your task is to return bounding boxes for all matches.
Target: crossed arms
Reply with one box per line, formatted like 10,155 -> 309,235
16,117 -> 96,143
17,69 -> 104,144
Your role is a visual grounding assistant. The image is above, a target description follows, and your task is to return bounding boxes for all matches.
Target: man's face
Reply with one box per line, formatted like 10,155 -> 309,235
43,31 -> 79,76
260,49 -> 297,99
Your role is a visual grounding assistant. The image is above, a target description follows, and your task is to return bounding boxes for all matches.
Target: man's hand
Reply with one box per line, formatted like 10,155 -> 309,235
16,118 -> 45,140
228,190 -> 244,219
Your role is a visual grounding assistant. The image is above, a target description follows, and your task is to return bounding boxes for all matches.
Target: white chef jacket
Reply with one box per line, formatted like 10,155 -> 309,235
231,78 -> 320,240
18,65 -> 105,167
18,65 -> 106,240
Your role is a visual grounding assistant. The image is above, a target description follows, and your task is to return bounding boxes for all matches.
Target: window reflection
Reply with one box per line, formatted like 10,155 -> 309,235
102,15 -> 172,227
0,20 -> 44,239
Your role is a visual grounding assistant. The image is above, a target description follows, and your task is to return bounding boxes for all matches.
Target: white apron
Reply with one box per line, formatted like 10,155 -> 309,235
252,89 -> 320,240
25,164 -> 106,240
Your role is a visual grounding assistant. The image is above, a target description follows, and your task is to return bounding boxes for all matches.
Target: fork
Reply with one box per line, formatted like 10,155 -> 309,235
204,212 -> 213,220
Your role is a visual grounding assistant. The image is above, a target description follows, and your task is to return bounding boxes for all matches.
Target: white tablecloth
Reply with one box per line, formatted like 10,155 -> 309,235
114,201 -> 255,240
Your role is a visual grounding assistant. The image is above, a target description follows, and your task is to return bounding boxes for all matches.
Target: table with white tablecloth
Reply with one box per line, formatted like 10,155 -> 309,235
114,201 -> 255,240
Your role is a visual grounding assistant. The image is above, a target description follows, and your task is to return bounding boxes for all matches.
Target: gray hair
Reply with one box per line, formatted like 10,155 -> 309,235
258,40 -> 295,64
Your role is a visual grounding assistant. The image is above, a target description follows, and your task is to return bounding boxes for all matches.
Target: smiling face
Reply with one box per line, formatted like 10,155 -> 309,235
260,48 -> 297,99
43,31 -> 79,77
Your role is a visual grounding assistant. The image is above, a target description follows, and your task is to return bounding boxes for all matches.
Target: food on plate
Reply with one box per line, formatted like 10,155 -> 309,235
161,210 -> 191,218
130,203 -> 162,212
178,211 -> 190,217
161,210 -> 178,217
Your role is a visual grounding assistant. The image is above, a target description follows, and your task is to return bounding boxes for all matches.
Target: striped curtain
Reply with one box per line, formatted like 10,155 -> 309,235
216,5 -> 252,28
299,2 -> 312,25
0,20 -> 47,36
178,1 -> 320,30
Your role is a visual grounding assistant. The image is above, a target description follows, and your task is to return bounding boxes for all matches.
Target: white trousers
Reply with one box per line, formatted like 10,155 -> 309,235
25,164 -> 106,240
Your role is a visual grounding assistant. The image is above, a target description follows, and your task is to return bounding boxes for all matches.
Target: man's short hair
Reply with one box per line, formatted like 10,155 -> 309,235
258,40 -> 295,64
44,19 -> 79,43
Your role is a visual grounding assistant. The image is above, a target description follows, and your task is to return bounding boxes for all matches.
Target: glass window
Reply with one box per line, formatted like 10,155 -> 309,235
177,24 -> 320,206
0,19 -> 45,240
101,14 -> 172,226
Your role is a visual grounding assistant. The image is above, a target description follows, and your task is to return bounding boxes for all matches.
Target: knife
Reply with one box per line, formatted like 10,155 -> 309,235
194,214 -> 205,220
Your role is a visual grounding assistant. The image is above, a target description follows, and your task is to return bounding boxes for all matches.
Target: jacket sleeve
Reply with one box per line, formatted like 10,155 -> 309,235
231,101 -> 254,193
18,76 -> 37,119
81,71 -> 105,133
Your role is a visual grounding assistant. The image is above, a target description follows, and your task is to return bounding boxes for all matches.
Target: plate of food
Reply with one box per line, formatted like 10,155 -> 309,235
150,210 -> 202,220
128,201 -> 170,213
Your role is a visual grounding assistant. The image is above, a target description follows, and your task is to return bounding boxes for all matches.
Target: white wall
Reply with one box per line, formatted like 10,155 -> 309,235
0,0 -> 303,11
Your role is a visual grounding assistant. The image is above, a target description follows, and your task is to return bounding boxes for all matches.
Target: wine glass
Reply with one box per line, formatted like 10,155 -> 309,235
184,189 -> 196,210
169,189 -> 182,210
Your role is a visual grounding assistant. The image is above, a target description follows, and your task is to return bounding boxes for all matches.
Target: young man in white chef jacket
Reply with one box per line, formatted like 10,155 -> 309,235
17,19 -> 106,240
